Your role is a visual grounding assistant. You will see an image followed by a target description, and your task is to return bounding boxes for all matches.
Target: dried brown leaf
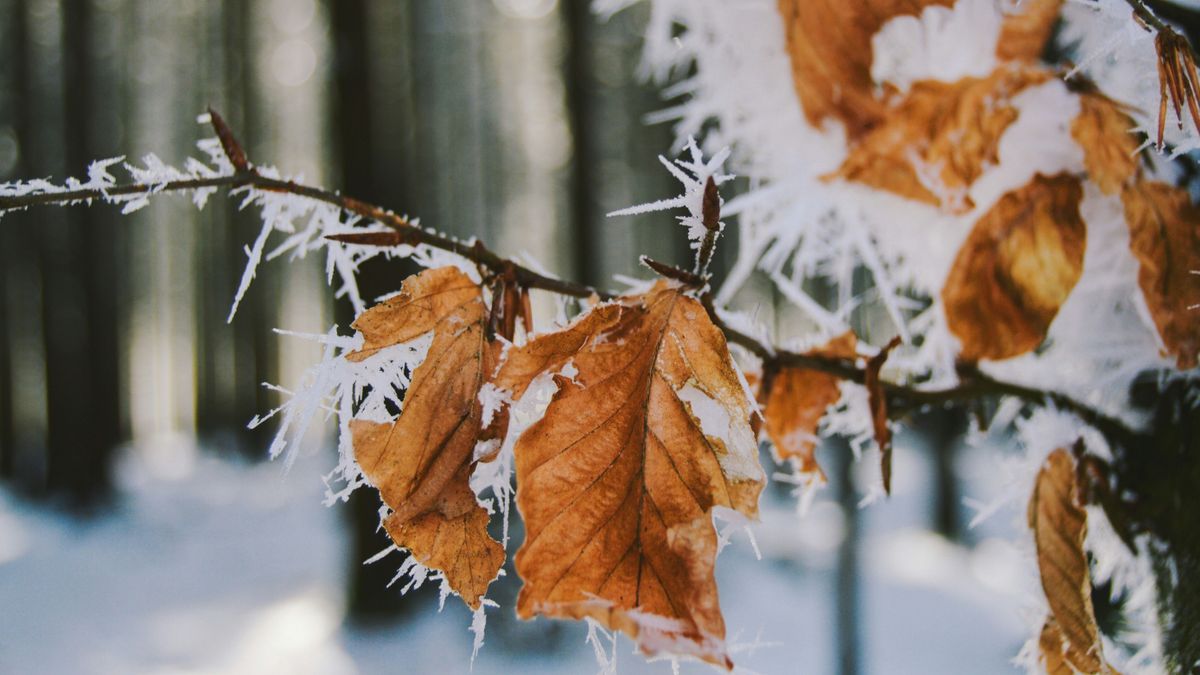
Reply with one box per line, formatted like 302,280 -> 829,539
1028,448 -> 1119,675
1072,92 -> 1141,195
1121,180 -> 1200,369
347,266 -> 506,609
866,336 -> 902,494
1039,618 -> 1080,675
761,333 -> 858,482
996,0 -> 1063,62
777,0 -> 954,138
942,173 -> 1086,361
832,66 -> 1052,211
496,280 -> 765,668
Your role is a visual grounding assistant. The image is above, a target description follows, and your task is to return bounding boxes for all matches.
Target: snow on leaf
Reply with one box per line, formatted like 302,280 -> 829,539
607,137 -> 732,257
760,332 -> 858,483
1028,447 -> 1121,675
831,64 -> 1053,212
942,173 -> 1086,361
1120,180 -> 1200,369
776,0 -> 954,138
996,0 -> 1063,63
347,266 -> 508,609
1072,91 -> 1142,196
493,280 -> 764,669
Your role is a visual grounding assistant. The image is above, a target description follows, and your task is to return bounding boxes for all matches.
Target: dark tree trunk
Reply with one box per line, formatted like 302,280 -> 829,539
1126,376 -> 1200,674
0,0 -> 28,480
563,0 -> 601,288
328,0 -> 429,622
832,437 -> 861,675
916,407 -> 968,540
35,0 -> 122,508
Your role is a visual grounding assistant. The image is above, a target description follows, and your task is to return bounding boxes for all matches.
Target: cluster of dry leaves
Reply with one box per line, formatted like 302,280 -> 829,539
782,0 -> 1200,368
777,1 -> 1199,672
348,259 -> 910,668
350,267 -> 763,667
339,1 -> 1200,670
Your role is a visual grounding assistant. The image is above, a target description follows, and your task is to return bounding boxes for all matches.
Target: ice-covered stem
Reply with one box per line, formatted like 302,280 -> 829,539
0,110 -> 1145,454
694,176 -> 721,277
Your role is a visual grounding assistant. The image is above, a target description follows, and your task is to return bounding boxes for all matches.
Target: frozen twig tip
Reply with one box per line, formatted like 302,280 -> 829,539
207,106 -> 252,173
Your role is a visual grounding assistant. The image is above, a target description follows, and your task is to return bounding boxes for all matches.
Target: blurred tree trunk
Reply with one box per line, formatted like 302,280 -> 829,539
193,0 -> 277,455
918,407 -> 967,540
831,437 -> 861,675
0,0 -> 30,481
329,0 -> 427,622
563,3 -> 681,288
9,0 -> 125,509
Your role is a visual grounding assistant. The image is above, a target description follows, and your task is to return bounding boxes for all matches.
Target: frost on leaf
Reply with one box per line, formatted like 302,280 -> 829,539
347,266 -> 507,609
995,0 -> 1062,63
494,280 -> 764,668
1028,448 -> 1120,675
760,332 -> 857,483
1121,180 -> 1200,369
831,65 -> 1051,212
943,173 -> 1086,361
776,0 -> 953,138
1072,91 -> 1141,196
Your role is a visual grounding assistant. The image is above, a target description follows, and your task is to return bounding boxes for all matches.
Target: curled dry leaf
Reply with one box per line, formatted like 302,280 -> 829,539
777,0 -> 953,138
995,0 -> 1063,62
943,173 -> 1086,361
1072,91 -> 1141,195
1028,448 -> 1119,675
347,266 -> 506,609
495,280 -> 764,668
1121,180 -> 1200,369
761,332 -> 858,482
832,66 -> 1052,212
866,336 -> 902,495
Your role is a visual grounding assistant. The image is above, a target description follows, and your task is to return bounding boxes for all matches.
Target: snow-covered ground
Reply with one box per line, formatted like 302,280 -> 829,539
0,434 -> 1030,675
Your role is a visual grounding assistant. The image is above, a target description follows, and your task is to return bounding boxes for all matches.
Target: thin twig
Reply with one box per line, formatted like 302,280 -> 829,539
0,115 -> 1146,452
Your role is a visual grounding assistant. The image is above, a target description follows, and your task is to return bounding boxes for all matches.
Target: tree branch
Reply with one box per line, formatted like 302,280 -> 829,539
0,114 -> 1146,452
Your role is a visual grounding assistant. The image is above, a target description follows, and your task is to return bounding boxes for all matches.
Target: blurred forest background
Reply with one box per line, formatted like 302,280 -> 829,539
2,1 -> 1197,673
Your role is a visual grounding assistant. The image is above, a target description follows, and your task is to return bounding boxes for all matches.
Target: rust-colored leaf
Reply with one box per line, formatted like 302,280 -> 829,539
1072,92 -> 1141,195
496,280 -> 765,668
996,0 -> 1063,62
777,0 -> 954,138
347,266 -> 506,609
866,336 -> 902,494
1028,448 -> 1119,675
832,66 -> 1052,211
943,173 -> 1086,361
1121,180 -> 1200,369
761,332 -> 858,482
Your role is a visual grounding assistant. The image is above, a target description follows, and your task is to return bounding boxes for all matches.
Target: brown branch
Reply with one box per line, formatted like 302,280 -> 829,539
1124,0 -> 1186,41
0,113 -> 1147,453
1121,0 -> 1200,147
